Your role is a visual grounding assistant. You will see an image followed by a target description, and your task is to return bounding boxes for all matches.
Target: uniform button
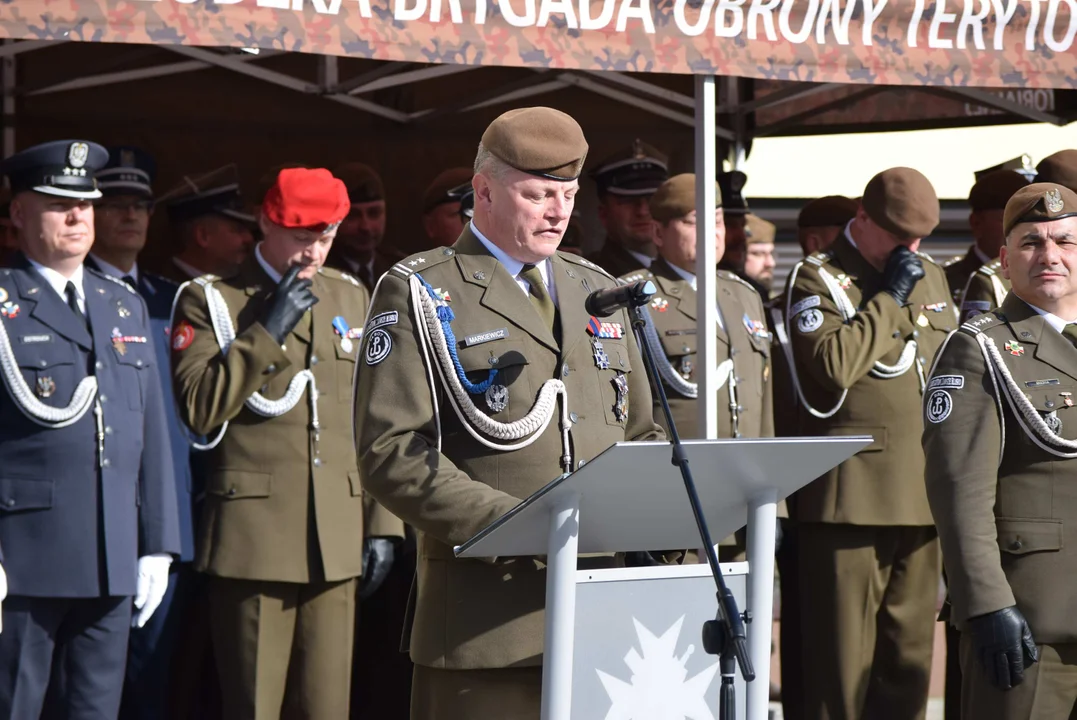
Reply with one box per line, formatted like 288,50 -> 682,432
261,385 -> 268,393
1009,539 -> 1023,551
102,458 -> 111,467
314,458 -> 322,467
135,359 -> 143,367
99,394 -> 107,403
228,487 -> 237,496
912,330 -> 920,338
5,499 -> 13,507
736,405 -> 744,411
569,412 -> 578,423
39,360 -> 46,367
474,271 -> 486,280
267,364 -> 277,373
562,366 -> 570,377
734,376 -> 742,383
730,349 -> 737,356
443,248 -> 454,256
893,331 -> 901,338
1047,401 -> 1056,408
619,358 -> 625,368
105,426 -> 112,435
95,361 -> 104,370
682,346 -> 690,353
311,356 -> 319,365
489,357 -> 499,366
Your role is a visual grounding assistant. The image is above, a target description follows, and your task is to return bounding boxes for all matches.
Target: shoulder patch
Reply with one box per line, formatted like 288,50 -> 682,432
391,247 -> 456,278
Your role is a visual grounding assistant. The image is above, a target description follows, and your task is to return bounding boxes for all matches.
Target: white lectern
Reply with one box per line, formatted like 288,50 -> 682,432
456,435 -> 871,720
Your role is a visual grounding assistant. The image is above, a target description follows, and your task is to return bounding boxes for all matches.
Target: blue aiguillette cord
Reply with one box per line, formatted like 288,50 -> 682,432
415,273 -> 498,394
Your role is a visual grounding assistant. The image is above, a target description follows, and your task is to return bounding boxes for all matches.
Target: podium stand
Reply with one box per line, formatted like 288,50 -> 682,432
456,435 -> 871,720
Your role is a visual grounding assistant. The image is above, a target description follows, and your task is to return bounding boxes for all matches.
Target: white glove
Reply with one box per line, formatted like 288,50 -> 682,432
132,554 -> 172,629
0,562 -> 7,634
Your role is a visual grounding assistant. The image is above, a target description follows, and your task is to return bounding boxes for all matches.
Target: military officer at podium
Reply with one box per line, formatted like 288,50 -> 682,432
785,167 -> 954,720
171,167 -> 403,719
925,183 -> 1077,719
0,140 -> 181,718
354,107 -> 664,719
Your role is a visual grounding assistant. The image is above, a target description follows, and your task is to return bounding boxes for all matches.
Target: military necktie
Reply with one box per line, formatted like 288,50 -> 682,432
519,263 -> 556,334
65,281 -> 88,331
1063,323 -> 1077,348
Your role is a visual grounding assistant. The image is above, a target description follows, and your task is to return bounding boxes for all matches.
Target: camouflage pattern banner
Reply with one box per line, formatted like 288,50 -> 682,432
3,0 -> 1076,88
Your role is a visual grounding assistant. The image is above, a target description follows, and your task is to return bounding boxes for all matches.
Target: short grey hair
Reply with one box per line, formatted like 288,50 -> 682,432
473,142 -> 513,181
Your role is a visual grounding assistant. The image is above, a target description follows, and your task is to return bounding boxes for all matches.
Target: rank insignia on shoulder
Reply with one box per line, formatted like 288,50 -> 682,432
1005,340 -> 1025,356
340,272 -> 362,287
587,316 -> 624,339
651,297 -> 668,312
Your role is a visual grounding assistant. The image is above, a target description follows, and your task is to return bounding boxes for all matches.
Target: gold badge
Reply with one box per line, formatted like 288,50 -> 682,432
916,313 -> 929,327
1046,188 -> 1064,214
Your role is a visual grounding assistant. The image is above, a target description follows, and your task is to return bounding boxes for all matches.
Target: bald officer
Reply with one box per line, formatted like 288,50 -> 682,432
0,140 -> 180,717
586,139 -> 669,277
924,183 -> 1077,719
354,107 -> 664,719
171,168 -> 403,719
944,170 -> 1030,308
785,168 -> 955,720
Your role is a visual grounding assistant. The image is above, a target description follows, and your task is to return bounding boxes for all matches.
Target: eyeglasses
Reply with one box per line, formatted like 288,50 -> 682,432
95,199 -> 152,213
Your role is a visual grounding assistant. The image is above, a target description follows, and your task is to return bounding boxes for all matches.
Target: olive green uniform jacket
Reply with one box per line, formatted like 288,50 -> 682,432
354,228 -> 664,670
784,233 -> 955,525
171,258 -> 403,584
924,294 -> 1077,643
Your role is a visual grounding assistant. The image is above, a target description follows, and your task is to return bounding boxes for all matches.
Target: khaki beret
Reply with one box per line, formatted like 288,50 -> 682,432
968,169 -> 1030,212
590,139 -> 669,196
1003,183 -> 1077,235
862,167 -> 939,239
480,107 -> 588,181
745,214 -> 776,245
1035,150 -> 1077,191
332,162 -> 384,204
422,167 -> 472,213
797,195 -> 858,228
649,173 -> 722,223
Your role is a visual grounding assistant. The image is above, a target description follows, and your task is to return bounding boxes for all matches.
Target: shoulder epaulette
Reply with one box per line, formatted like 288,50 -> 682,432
960,310 -> 1005,335
917,250 -> 939,265
90,269 -> 139,296
143,271 -> 179,290
562,252 -> 616,281
976,259 -> 1002,277
619,270 -> 651,284
805,250 -> 832,267
716,269 -> 757,292
319,266 -> 364,289
389,247 -> 457,279
942,254 -> 963,267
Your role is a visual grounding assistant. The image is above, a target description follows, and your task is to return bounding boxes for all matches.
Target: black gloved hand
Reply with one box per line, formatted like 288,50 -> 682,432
967,605 -> 1039,690
259,264 -> 319,344
359,538 -> 396,601
880,245 -> 925,306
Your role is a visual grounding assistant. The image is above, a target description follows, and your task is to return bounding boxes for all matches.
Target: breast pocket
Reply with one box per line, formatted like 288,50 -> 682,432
114,350 -> 151,410
1023,383 -> 1077,442
659,332 -> 697,381
455,338 -> 531,417
16,345 -> 82,408
595,340 -> 633,428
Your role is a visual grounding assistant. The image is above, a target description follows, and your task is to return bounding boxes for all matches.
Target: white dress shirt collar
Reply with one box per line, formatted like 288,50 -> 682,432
1027,301 -> 1077,333
627,248 -> 654,268
667,261 -> 697,291
255,242 -> 283,284
28,258 -> 85,309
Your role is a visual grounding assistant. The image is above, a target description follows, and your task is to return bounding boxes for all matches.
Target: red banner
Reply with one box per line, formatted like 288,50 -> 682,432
3,0 -> 1076,87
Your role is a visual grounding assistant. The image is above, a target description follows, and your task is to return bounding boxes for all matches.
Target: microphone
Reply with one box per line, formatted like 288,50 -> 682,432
584,280 -> 657,317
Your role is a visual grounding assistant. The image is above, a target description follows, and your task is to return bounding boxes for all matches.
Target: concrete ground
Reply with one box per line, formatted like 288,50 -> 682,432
767,617 -> 949,720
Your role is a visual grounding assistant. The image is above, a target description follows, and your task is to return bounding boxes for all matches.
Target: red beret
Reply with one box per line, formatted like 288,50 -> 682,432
263,167 -> 350,232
